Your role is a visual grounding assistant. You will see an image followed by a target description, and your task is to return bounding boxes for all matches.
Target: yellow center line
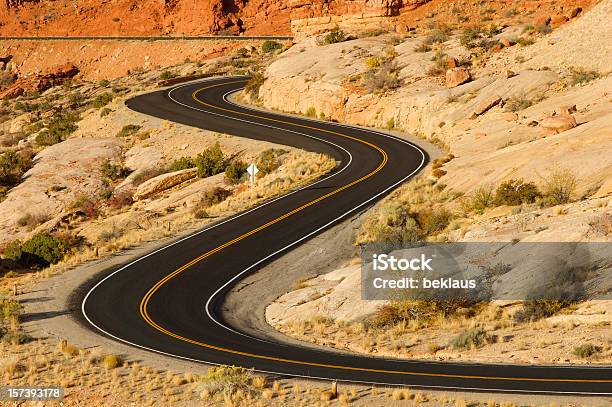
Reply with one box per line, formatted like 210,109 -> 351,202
138,80 -> 612,385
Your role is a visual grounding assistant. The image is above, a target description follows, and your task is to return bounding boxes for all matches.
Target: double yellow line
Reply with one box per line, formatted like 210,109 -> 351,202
138,80 -> 612,386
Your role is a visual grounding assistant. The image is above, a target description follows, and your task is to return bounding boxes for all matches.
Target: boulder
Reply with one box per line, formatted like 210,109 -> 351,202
540,114 -> 577,134
446,57 -> 458,69
504,112 -> 519,122
570,7 -> 582,18
133,168 -> 198,201
471,94 -> 501,116
557,104 -> 577,115
500,69 -> 516,78
445,67 -> 471,88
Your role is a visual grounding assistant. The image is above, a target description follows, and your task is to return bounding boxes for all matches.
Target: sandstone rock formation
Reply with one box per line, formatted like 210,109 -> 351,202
445,67 -> 471,88
0,64 -> 78,99
540,113 -> 578,134
133,168 -> 197,201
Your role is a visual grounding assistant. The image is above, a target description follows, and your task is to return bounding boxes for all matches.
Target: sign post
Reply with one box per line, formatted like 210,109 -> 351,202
246,163 -> 259,186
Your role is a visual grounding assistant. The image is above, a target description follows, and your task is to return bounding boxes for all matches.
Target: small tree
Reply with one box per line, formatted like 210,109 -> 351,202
225,159 -> 248,184
543,168 -> 576,206
323,26 -> 347,45
195,142 -> 227,178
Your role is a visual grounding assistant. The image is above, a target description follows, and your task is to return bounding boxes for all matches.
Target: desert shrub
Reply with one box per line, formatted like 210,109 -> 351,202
225,159 -> 248,184
323,26 -> 346,45
36,112 -> 79,146
373,300 -> 473,328
92,92 -> 113,109
385,117 -> 395,130
514,300 -> 572,322
424,26 -> 451,44
360,202 -> 423,245
68,92 -> 86,106
100,159 -> 130,181
17,233 -> 69,266
1,330 -> 31,345
589,213 -> 612,236
536,24 -> 552,35
257,148 -> 286,175
363,60 -> 400,93
494,179 -> 541,206
244,72 -> 265,101
431,168 -> 447,178
427,51 -> 448,76
542,168 -> 576,206
0,150 -> 32,187
199,365 -> 251,396
305,106 -> 317,117
261,40 -> 282,53
159,71 -> 176,80
71,194 -> 100,218
516,37 -> 535,46
100,107 -> 112,117
365,56 -> 382,69
573,343 -> 600,358
467,185 -> 495,213
168,156 -> 196,172
116,124 -> 141,137
108,191 -> 134,210
99,79 -> 110,87
450,327 -> 488,349
414,43 -> 432,53
504,94 -> 533,112
102,354 -> 123,369
460,26 -> 482,48
569,67 -> 600,86
195,142 -> 227,178
0,297 -> 22,321
202,187 -> 231,206
417,207 -> 453,235
2,240 -> 23,261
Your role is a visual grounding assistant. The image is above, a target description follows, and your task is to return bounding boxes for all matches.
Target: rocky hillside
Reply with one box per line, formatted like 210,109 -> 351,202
0,0 -> 595,38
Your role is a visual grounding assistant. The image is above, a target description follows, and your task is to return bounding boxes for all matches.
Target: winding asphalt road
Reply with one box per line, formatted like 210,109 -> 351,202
79,77 -> 612,395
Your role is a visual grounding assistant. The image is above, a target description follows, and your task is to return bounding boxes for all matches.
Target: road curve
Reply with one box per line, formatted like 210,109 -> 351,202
80,77 -> 612,395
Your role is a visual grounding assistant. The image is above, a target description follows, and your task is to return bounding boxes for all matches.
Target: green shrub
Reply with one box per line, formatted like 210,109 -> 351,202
385,117 -> 395,130
573,343 -> 600,358
460,26 -> 482,48
363,61 -> 400,92
36,113 -> 79,146
494,179 -> 541,206
569,67 -> 600,86
257,148 -> 286,175
450,327 -> 488,349
424,27 -> 451,45
514,300 -> 572,322
225,159 -> 248,184
244,72 -> 265,101
261,40 -> 282,53
100,107 -> 112,117
0,150 -> 32,187
195,142 -> 227,178
100,159 -> 130,181
2,240 -> 23,261
323,26 -> 346,45
168,156 -> 196,172
1,297 -> 22,321
543,168 -> 576,206
92,92 -> 113,109
68,92 -> 86,106
516,37 -> 535,46
469,185 -> 495,213
99,79 -> 110,87
16,233 -> 69,266
116,124 -> 141,137
159,71 -> 176,80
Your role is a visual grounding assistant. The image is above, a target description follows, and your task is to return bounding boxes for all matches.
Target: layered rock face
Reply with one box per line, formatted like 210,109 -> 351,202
0,0 -> 291,36
290,0 -> 431,39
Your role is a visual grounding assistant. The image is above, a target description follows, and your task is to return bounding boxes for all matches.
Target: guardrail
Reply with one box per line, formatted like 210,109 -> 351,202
0,36 -> 293,41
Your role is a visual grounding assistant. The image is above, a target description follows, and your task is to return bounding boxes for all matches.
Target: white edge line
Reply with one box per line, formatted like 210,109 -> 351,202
80,77 -> 612,396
